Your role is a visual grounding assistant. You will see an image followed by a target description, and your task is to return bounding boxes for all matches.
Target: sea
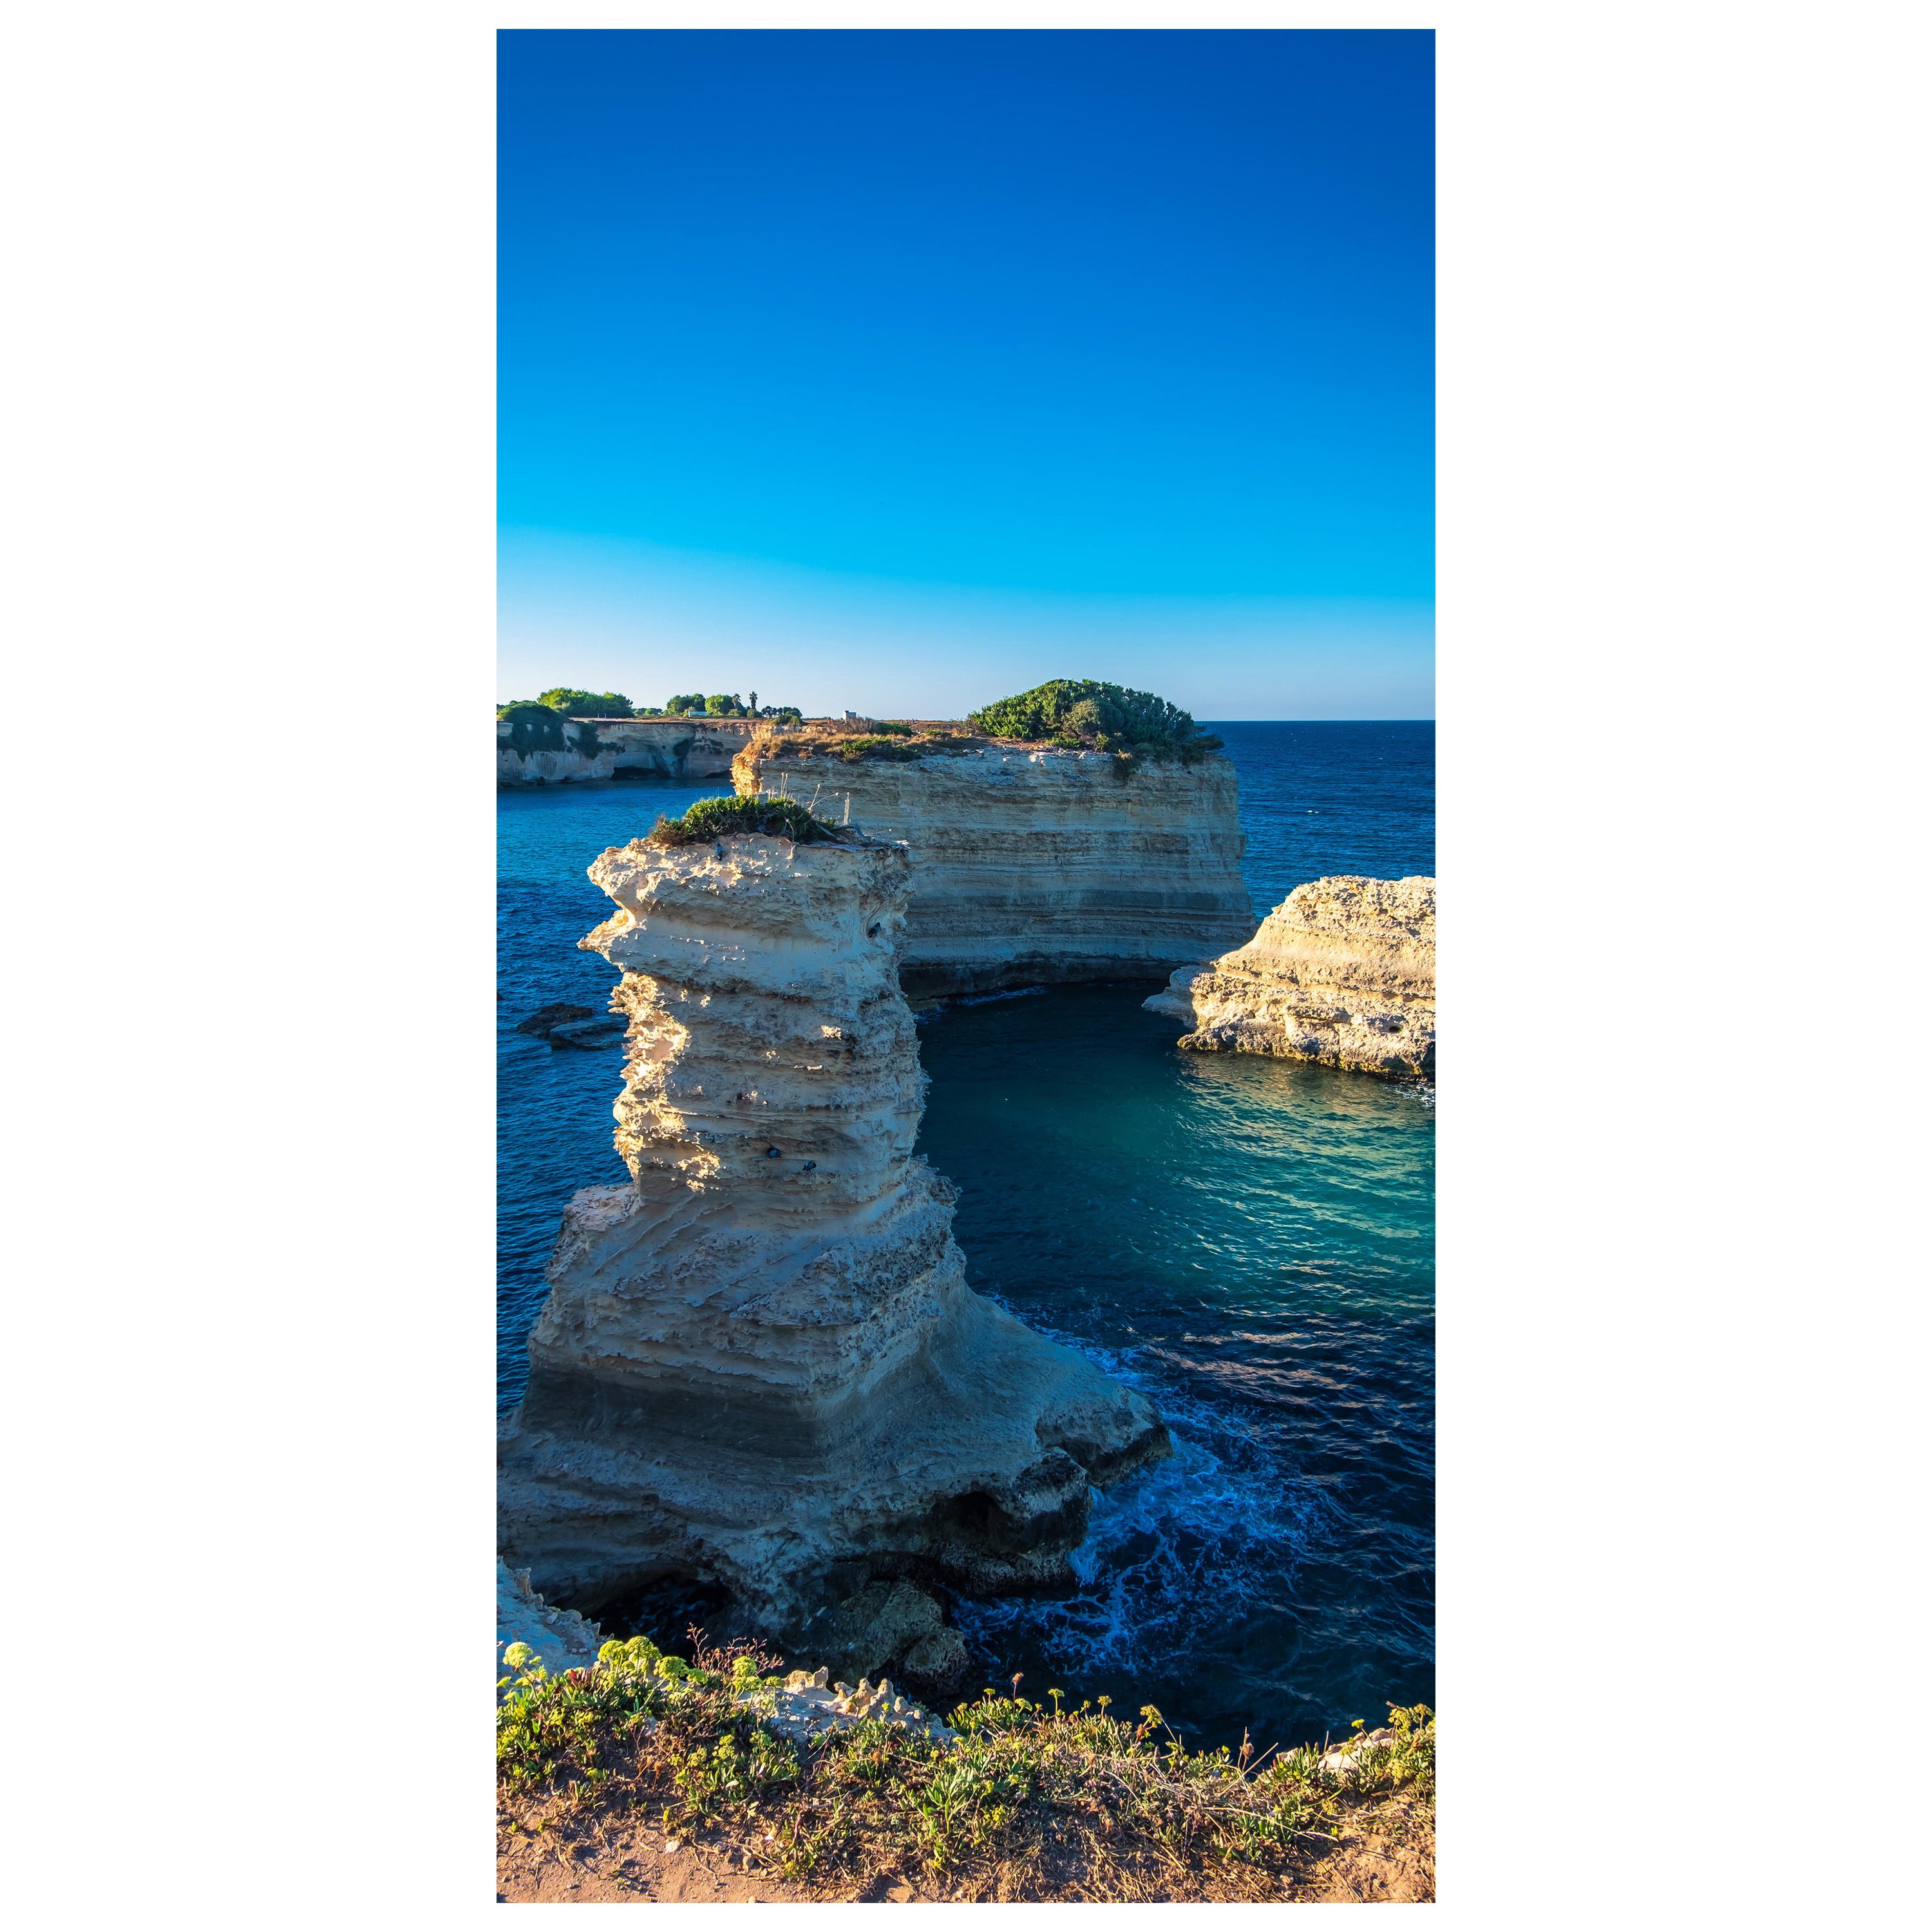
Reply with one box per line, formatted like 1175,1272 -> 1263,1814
497,720 -> 1434,1750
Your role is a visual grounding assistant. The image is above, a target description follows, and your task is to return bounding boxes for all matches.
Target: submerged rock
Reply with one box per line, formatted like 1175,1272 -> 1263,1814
515,1001 -> 596,1037
546,1013 -> 628,1050
807,1579 -> 973,1698
1147,875 -> 1435,1075
498,828 -> 1170,1633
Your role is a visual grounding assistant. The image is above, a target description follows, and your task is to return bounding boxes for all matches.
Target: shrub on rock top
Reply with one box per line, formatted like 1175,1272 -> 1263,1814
646,793 -> 849,848
969,679 -> 1223,764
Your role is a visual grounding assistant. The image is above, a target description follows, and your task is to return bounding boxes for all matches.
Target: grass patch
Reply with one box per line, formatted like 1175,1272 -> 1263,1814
830,734 -> 930,762
741,722 -> 999,770
497,1631 -> 1434,1904
645,793 -> 850,848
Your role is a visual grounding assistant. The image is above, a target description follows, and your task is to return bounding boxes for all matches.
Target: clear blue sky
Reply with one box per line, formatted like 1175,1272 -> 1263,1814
500,29 -> 1434,717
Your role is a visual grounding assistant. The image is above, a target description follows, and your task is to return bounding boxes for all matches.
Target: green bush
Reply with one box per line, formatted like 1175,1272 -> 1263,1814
968,679 -> 1223,766
647,793 -> 848,847
705,693 -> 749,717
665,694 -> 706,715
538,687 -> 635,716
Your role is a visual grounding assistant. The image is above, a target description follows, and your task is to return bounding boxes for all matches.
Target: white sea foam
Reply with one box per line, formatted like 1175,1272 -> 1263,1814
955,1302 -> 1339,1679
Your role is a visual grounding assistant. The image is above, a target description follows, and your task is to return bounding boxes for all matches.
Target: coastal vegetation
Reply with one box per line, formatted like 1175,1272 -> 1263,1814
496,701 -> 611,761
745,719 -> 992,765
497,1634 -> 1434,1903
664,692 -> 804,719
970,679 -> 1224,771
498,689 -> 807,723
536,687 -> 635,716
645,793 -> 850,848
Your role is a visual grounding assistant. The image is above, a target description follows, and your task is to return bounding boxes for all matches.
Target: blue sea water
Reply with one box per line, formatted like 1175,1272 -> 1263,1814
497,722 -> 1434,1748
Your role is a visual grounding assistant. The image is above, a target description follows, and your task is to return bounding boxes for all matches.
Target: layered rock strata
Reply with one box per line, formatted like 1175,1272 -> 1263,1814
1145,875 -> 1435,1075
498,716 -> 757,786
731,739 -> 1253,999
498,828 -> 1170,1636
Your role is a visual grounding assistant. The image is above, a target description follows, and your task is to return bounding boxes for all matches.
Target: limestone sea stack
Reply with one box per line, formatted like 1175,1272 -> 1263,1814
497,826 -> 1170,1636
732,734 -> 1253,1001
1145,875 -> 1435,1075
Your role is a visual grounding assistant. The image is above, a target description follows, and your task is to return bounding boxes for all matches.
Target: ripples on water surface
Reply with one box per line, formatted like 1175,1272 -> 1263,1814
497,722 -> 1434,1747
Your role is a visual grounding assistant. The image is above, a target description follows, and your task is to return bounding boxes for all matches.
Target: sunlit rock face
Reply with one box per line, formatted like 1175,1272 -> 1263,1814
498,830 -> 1169,1631
1145,875 -> 1435,1076
730,742 -> 1254,1000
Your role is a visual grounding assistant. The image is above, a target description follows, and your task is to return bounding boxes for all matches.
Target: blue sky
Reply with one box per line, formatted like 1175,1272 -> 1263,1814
500,29 -> 1434,717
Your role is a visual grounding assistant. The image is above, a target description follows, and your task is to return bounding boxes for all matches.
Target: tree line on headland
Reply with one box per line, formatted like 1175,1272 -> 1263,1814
498,688 -> 804,722
497,679 -> 1220,765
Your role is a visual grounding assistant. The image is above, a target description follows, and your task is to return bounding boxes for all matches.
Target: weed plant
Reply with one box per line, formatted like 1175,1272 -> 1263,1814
497,1628 -> 1434,1904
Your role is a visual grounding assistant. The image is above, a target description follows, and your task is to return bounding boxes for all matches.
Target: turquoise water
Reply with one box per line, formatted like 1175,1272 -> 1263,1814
497,723 -> 1434,1747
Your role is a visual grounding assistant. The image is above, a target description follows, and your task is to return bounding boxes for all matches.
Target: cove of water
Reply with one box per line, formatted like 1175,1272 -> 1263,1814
497,722 -> 1434,1748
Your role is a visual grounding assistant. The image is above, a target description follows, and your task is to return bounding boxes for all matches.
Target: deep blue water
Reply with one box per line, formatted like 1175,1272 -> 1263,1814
497,722 -> 1434,1748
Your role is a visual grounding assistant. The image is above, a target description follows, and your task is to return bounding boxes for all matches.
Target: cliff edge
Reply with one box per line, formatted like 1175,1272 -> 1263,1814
1146,875 -> 1435,1075
732,728 -> 1253,999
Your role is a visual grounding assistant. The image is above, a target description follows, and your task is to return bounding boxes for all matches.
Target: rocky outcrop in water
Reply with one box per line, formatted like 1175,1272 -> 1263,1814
731,735 -> 1253,1000
498,716 -> 757,786
497,826 -> 1170,1639
1145,875 -> 1435,1075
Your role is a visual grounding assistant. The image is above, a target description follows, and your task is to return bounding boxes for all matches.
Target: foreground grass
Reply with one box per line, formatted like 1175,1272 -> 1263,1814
497,1634 -> 1434,1903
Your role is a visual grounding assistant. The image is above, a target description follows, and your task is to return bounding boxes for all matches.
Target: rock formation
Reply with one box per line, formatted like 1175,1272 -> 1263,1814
1145,875 -> 1435,1075
730,735 -> 1253,1000
498,826 -> 1170,1642
498,715 -> 757,786
497,1560 -> 604,1683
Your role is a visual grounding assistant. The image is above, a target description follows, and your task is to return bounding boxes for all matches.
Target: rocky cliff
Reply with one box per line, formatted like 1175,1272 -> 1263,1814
498,826 -> 1170,1638
498,716 -> 757,786
1144,875 -> 1435,1075
730,735 -> 1253,1000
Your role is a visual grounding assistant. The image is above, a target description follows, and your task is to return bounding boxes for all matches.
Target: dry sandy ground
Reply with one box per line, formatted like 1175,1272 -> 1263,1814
497,1796 -> 1434,1904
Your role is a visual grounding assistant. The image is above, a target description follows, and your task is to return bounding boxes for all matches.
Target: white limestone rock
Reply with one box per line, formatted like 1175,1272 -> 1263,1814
498,715 -> 757,786
495,1560 -> 603,1688
732,737 -> 1253,1000
1148,875 -> 1435,1076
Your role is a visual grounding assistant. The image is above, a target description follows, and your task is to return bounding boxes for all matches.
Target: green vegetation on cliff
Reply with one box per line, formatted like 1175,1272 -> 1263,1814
504,690 -> 804,721
645,794 -> 849,848
750,719 -> 986,765
536,687 -> 636,716
969,680 -> 1224,768
497,702 -> 612,762
496,1633 -> 1434,1904
663,693 -> 802,719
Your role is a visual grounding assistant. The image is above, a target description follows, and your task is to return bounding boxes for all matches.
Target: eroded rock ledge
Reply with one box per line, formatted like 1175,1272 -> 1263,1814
1146,875 -> 1435,1075
498,829 -> 1170,1644
731,735 -> 1253,1000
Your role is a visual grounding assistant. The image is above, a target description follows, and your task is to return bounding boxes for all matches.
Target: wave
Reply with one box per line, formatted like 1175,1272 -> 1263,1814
954,1298 -> 1341,1680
